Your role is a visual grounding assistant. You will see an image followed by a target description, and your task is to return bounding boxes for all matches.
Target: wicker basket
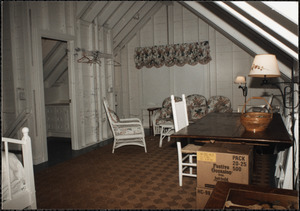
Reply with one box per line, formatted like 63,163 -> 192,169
240,97 -> 273,132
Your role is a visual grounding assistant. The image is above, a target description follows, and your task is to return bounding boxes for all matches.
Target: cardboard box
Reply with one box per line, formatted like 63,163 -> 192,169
197,143 -> 253,188
196,186 -> 213,209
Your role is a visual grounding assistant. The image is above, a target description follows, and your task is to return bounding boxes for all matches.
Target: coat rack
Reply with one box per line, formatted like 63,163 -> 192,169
75,48 -> 101,65
75,48 -> 113,65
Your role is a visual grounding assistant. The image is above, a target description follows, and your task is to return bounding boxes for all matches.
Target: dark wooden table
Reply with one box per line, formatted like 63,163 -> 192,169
205,181 -> 298,209
171,112 -> 292,148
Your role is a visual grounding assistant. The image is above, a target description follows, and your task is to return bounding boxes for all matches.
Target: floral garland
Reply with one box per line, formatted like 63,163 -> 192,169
134,41 -> 211,69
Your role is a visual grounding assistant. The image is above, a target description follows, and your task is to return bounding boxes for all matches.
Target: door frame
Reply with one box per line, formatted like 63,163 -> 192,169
35,30 -> 79,162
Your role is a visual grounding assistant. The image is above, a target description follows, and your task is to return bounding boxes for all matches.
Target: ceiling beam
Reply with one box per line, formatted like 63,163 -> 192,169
43,42 -> 67,80
96,2 -> 122,26
80,1 -> 108,23
248,2 -> 298,35
113,2 -> 162,52
112,1 -> 147,39
44,55 -> 68,88
224,2 -> 298,53
180,1 -> 292,79
214,2 -> 297,61
104,1 -> 135,29
76,2 -> 92,19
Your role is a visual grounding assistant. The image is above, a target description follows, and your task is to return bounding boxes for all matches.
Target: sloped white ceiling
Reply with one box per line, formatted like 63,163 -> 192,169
180,1 -> 298,80
42,38 -> 68,88
76,1 -> 163,52
45,1 -> 298,82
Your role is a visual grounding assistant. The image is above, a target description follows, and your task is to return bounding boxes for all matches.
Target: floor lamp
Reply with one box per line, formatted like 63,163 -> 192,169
249,54 -> 297,189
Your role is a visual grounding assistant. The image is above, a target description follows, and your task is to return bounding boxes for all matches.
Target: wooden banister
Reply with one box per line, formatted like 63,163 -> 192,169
3,109 -> 31,138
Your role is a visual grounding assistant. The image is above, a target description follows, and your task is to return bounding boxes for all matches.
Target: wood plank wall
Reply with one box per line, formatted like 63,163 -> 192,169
115,2 -> 281,127
3,2 -> 282,164
3,2 -> 115,164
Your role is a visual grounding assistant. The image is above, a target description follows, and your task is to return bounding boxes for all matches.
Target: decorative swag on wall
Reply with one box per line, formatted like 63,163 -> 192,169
134,41 -> 211,69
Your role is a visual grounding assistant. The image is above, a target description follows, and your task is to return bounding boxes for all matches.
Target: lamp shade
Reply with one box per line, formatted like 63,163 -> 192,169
249,54 -> 281,78
234,76 -> 246,84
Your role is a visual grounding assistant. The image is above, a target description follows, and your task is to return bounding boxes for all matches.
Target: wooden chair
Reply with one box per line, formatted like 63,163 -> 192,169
103,98 -> 147,153
171,94 -> 202,186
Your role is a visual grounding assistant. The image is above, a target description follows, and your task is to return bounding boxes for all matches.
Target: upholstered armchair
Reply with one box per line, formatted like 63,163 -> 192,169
207,96 -> 233,113
152,96 -> 182,136
186,94 -> 208,120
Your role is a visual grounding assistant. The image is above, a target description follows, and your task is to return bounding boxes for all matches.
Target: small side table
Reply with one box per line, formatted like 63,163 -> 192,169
147,107 -> 161,135
159,122 -> 174,147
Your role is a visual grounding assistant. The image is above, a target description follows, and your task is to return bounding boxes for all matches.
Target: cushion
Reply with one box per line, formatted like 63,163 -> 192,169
186,94 -> 207,108
189,105 -> 207,120
159,107 -> 172,119
155,118 -> 173,125
162,96 -> 182,108
113,125 -> 143,136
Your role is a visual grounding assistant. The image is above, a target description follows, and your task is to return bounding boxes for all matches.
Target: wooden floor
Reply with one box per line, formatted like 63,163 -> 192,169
34,136 -> 113,173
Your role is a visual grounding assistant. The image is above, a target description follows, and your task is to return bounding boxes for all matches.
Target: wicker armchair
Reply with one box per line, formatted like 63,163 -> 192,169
103,98 -> 147,153
152,96 -> 182,136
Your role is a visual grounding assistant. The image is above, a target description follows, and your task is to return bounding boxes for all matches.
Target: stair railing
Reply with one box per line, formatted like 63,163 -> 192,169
3,109 -> 31,138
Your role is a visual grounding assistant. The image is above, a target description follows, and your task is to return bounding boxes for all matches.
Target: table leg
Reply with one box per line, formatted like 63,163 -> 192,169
148,111 -> 153,135
148,110 -> 156,136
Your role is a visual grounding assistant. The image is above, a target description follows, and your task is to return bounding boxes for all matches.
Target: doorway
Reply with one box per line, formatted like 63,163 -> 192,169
41,37 -> 72,163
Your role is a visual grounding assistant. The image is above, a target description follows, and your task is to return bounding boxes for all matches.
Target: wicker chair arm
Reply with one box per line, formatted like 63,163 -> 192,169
119,118 -> 141,123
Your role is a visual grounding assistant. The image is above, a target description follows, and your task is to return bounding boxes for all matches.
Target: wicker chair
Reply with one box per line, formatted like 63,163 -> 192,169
152,96 -> 182,136
103,98 -> 147,153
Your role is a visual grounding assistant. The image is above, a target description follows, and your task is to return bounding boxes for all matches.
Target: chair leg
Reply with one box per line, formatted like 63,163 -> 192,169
160,126 -> 174,147
112,138 -> 117,153
142,137 -> 147,153
189,154 -> 193,174
159,127 -> 164,147
177,142 -> 183,186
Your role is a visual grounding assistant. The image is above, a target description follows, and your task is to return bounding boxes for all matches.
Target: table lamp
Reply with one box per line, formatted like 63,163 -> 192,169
249,54 -> 280,80
234,76 -> 247,104
248,54 -> 294,109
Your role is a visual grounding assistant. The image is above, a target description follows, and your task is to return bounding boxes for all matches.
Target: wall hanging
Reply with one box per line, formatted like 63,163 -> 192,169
134,41 -> 211,69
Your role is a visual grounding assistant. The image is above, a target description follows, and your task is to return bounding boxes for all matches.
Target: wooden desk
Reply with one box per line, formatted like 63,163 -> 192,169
171,113 -> 292,148
205,181 -> 298,209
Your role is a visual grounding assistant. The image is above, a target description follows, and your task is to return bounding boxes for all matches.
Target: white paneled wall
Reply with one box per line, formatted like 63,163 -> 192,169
3,1 -> 287,166
75,21 -> 114,146
2,4 -> 16,133
115,2 -> 281,128
3,2 -> 114,164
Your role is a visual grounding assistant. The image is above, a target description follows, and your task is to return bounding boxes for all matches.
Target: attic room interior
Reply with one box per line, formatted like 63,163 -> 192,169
1,1 -> 299,209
